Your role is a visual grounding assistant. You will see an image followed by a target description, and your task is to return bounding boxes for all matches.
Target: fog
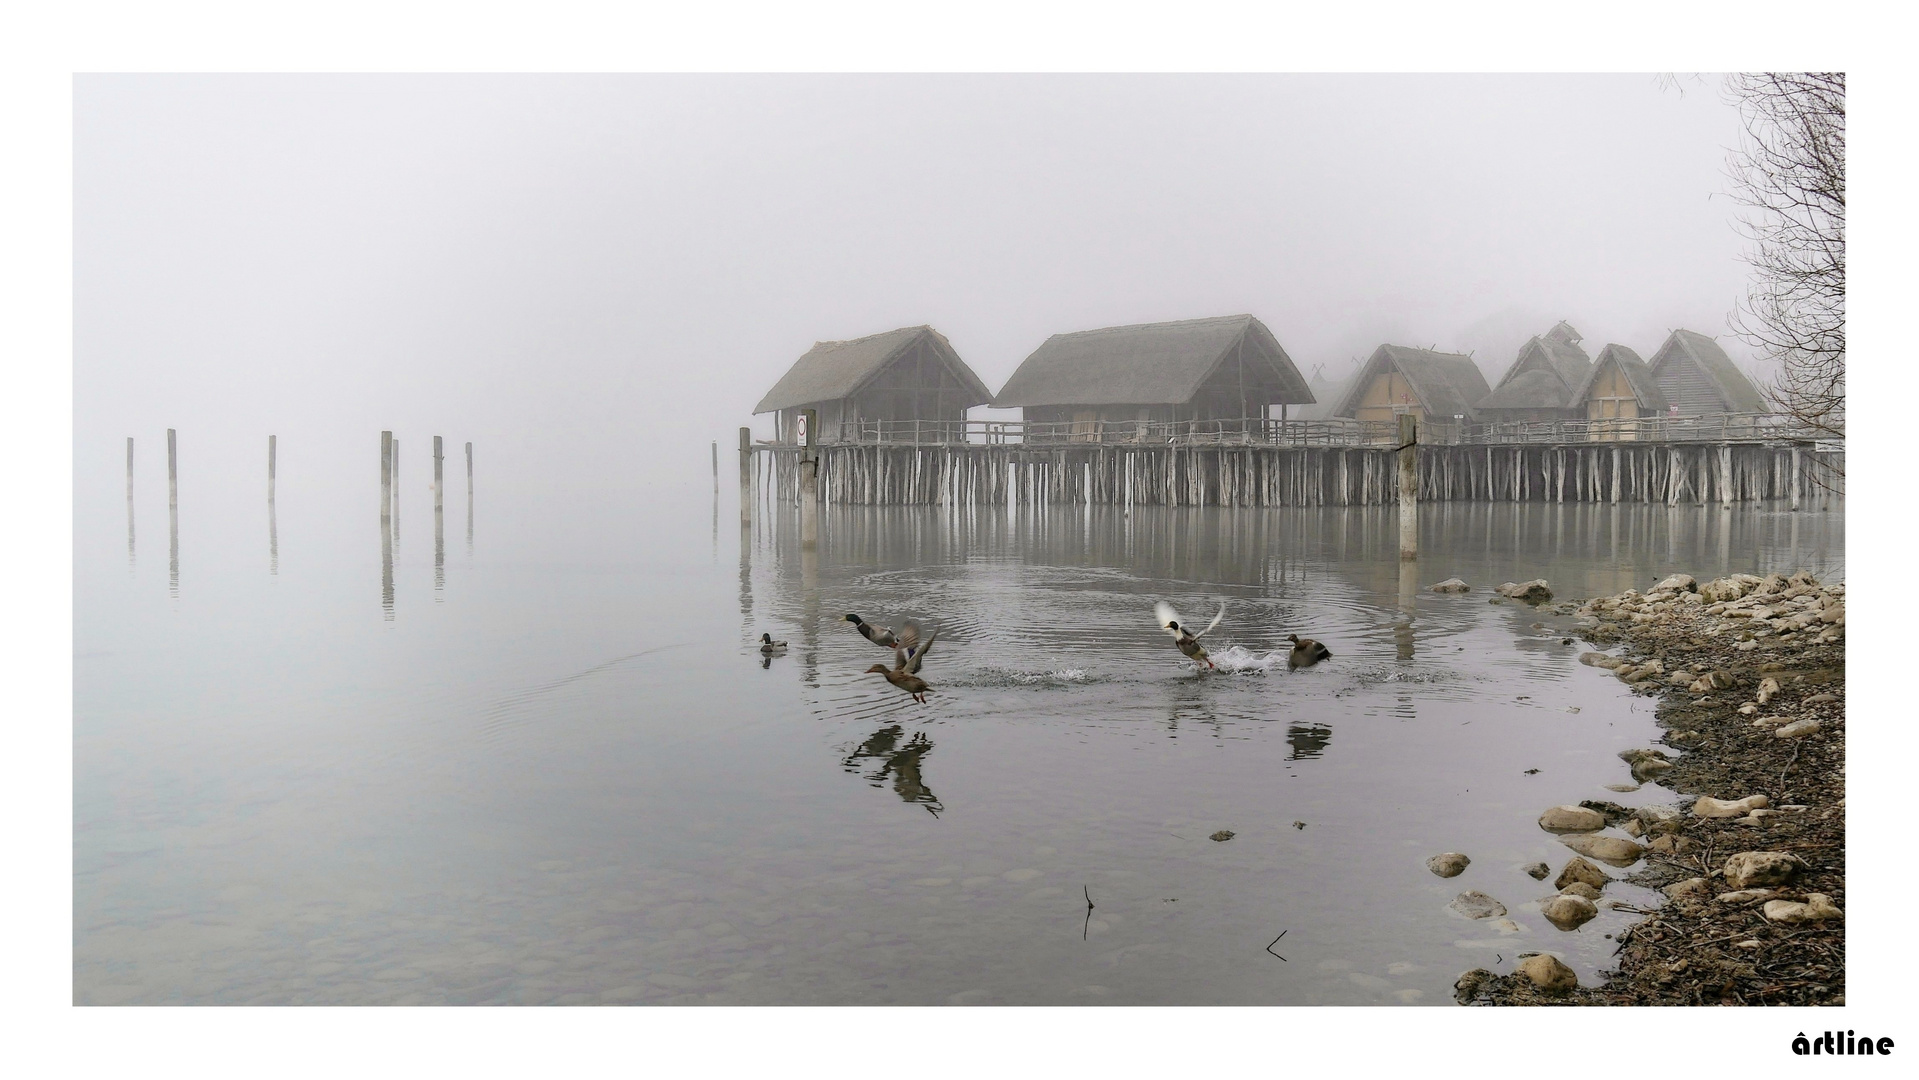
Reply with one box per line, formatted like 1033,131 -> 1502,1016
76,73 -> 1755,519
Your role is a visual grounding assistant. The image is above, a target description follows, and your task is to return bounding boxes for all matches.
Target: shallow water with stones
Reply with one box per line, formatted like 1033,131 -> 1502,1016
75,486 -> 1843,1005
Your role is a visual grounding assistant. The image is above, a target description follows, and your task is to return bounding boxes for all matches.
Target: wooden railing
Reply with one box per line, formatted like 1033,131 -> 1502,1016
776,413 -> 1829,449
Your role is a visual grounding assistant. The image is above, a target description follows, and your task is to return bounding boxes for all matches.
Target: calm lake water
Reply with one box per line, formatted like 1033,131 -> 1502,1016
75,475 -> 1843,1005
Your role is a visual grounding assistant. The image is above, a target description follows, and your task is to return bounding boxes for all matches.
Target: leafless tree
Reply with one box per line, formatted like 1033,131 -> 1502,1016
1724,73 -> 1844,448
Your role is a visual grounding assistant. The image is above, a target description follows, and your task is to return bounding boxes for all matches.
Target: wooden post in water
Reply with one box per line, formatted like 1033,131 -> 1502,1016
1789,447 -> 1802,511
798,409 -> 819,550
1396,414 -> 1417,560
738,427 -> 753,529
391,438 -> 400,547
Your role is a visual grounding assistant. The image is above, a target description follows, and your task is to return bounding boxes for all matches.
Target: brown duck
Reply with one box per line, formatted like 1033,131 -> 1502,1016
1286,634 -> 1332,669
867,623 -> 939,703
1156,601 -> 1225,670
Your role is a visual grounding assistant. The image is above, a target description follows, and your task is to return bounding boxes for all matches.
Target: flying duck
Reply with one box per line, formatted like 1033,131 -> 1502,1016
842,613 -> 901,649
1156,601 -> 1225,671
868,623 -> 939,703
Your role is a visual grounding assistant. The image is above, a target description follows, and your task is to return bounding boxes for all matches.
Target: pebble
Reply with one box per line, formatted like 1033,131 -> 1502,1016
1774,718 -> 1822,739
1209,831 -> 1235,842
1723,851 -> 1809,890
1537,805 -> 1607,833
1715,888 -> 1778,904
1693,794 -> 1771,819
1522,862 -> 1550,880
1514,953 -> 1577,994
1557,881 -> 1601,901
1663,877 -> 1711,901
1425,852 -> 1470,878
1430,578 -> 1471,593
1804,692 -> 1839,704
1557,833 -> 1645,867
1542,894 -> 1599,930
1555,857 -> 1611,892
1448,891 -> 1508,920
1762,893 -> 1843,924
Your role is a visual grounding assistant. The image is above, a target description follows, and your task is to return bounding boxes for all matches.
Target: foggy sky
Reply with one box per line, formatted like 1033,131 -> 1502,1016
76,74 -> 1758,480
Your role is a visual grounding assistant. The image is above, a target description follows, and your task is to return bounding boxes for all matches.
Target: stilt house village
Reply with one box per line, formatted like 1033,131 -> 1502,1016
743,313 -> 1824,510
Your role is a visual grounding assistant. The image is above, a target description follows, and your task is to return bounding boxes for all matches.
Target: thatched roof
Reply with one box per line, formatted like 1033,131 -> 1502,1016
1330,345 -> 1492,420
1543,320 -> 1583,347
1647,330 -> 1770,414
753,325 -> 992,414
992,314 -> 1313,408
1479,368 -> 1574,411
1570,343 -> 1668,411
1294,367 -> 1353,420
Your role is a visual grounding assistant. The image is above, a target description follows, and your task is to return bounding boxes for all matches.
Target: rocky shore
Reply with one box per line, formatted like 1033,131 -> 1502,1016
1458,570 -> 1846,1006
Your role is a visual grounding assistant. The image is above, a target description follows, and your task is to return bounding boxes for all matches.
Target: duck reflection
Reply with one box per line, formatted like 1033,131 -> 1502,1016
841,725 -> 943,816
1286,722 -> 1332,760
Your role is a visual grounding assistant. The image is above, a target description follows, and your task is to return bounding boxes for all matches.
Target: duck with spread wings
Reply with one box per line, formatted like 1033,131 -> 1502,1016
842,613 -> 902,649
867,623 -> 939,703
1155,601 -> 1225,671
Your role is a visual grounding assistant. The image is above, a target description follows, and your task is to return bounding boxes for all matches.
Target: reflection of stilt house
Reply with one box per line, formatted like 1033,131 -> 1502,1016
1476,321 -> 1594,423
1646,329 -> 1770,417
753,325 -> 994,444
1329,344 -> 1492,426
991,314 -> 1315,442
1569,343 -> 1667,439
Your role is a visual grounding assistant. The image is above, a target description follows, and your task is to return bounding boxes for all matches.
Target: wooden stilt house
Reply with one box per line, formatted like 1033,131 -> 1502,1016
1329,344 -> 1492,429
753,325 -> 994,444
1475,321 -> 1595,423
1645,329 -> 1770,417
1568,343 -> 1667,439
990,314 -> 1315,442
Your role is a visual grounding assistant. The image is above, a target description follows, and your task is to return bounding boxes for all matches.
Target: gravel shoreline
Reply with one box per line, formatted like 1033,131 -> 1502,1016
1461,570 -> 1845,1006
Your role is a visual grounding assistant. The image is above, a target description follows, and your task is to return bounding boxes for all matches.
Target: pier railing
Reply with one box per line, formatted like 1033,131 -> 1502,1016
811,413 -> 1824,449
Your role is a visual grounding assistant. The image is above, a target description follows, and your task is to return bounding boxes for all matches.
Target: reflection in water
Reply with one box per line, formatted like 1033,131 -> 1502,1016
465,441 -> 474,557
841,725 -> 943,816
433,436 -> 445,601
167,428 -> 178,598
268,434 -> 278,577
1394,559 -> 1417,662
1286,723 -> 1332,760
380,431 -> 395,621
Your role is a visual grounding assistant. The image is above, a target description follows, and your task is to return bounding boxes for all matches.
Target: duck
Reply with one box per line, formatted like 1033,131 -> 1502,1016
867,623 -> 938,703
842,613 -> 901,649
1286,634 -> 1332,669
759,633 -> 788,655
1155,601 -> 1225,671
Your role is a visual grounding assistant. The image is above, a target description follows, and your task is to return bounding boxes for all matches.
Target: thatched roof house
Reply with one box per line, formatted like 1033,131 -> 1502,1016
753,325 -> 993,444
1330,344 -> 1492,423
1571,343 -> 1667,423
1477,321 -> 1594,422
992,314 -> 1314,439
1646,329 -> 1770,416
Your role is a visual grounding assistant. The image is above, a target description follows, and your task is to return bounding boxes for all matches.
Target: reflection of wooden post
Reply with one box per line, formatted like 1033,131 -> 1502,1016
464,441 -> 474,554
1789,447 -> 1801,511
799,409 -> 819,550
1396,414 -> 1417,560
126,437 -> 135,563
738,427 -> 752,528
433,435 -> 445,597
380,431 -> 393,528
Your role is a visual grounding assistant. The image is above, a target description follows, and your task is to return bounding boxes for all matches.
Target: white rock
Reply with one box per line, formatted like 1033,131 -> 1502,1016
1537,805 -> 1607,833
1514,953 -> 1577,994
1775,718 -> 1822,739
1762,893 -> 1843,924
1723,851 -> 1809,890
1654,574 -> 1698,593
1693,794 -> 1771,818
1756,677 -> 1781,705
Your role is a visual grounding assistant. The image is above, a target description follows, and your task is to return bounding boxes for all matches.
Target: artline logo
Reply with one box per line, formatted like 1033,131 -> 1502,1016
1794,1031 -> 1894,1056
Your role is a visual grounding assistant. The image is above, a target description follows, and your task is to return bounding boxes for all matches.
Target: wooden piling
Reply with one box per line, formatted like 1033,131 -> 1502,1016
380,431 -> 393,528
1397,414 -> 1417,560
798,409 -> 819,549
739,427 -> 753,528
465,441 -> 474,555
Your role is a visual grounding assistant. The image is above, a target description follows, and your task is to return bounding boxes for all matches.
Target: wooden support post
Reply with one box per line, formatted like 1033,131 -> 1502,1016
739,427 -> 753,528
1718,443 -> 1733,507
268,435 -> 278,574
799,409 -> 819,549
1790,447 -> 1802,511
1397,414 -> 1417,560
380,431 -> 393,528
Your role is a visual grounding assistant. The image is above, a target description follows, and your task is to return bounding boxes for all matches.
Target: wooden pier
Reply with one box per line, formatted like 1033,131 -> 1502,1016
744,415 -> 1840,510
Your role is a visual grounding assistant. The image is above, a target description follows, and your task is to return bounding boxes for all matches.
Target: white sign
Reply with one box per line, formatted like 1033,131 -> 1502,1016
796,412 -> 809,446
1815,440 -> 1842,454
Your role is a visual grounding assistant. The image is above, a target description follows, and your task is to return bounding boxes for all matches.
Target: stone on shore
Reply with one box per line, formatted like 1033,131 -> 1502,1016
1554,857 -> 1610,892
1693,794 -> 1771,819
1723,851 -> 1809,890
1664,877 -> 1711,901
1426,852 -> 1470,878
1756,677 -> 1781,705
1514,953 -> 1577,994
1430,578 -> 1471,593
1448,891 -> 1507,919
1631,757 -> 1674,782
1453,968 -> 1496,1004
1496,580 -> 1554,603
1775,718 -> 1822,739
1578,652 -> 1621,669
1762,894 -> 1843,924
1537,805 -> 1607,833
1558,833 -> 1645,867
1523,862 -> 1550,880
1557,881 -> 1601,901
1542,894 -> 1599,930
1654,574 -> 1698,593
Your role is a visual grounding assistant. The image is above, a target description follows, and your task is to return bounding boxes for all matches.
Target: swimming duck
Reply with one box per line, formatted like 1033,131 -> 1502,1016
1286,634 -> 1332,669
867,623 -> 938,703
759,633 -> 788,655
842,613 -> 901,649
1155,601 -> 1225,670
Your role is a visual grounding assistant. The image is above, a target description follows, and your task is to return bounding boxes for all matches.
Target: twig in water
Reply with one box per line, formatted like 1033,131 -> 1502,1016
1083,886 -> 1094,941
1265,930 -> 1288,960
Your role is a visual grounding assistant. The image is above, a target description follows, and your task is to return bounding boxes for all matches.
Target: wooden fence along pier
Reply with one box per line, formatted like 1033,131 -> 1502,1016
742,415 -> 1840,513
